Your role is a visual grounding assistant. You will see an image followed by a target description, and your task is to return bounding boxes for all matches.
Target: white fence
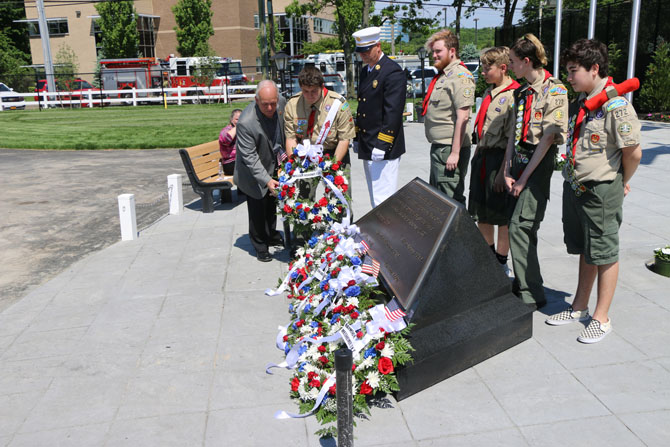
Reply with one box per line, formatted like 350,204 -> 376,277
16,84 -> 257,109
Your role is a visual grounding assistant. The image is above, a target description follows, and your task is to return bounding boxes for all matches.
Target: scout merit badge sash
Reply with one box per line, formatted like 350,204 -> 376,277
421,61 -> 470,116
315,92 -> 343,145
513,69 -> 553,165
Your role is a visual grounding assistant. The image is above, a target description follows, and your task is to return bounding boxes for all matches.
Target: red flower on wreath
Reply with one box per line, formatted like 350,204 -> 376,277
375,341 -> 385,351
378,356 -> 394,375
329,384 -> 336,396
318,197 -> 329,207
317,345 -> 326,353
283,204 -> 292,213
359,380 -> 373,395
291,376 -> 300,392
319,356 -> 329,365
334,176 -> 345,186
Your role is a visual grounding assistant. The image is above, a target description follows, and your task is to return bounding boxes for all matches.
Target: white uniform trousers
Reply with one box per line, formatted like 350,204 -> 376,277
363,157 -> 400,208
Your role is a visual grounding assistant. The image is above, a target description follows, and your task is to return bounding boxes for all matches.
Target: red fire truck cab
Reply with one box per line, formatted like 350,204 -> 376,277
99,57 -> 168,100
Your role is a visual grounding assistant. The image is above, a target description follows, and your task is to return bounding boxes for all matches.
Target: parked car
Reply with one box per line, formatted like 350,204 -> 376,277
407,67 -> 439,97
463,61 -> 480,83
0,82 -> 26,111
34,78 -> 102,106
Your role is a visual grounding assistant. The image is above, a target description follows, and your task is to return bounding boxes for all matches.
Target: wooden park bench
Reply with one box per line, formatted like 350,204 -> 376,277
179,140 -> 234,213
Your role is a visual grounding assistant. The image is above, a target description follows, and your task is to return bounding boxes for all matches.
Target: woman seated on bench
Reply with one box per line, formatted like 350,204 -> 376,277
219,108 -> 242,175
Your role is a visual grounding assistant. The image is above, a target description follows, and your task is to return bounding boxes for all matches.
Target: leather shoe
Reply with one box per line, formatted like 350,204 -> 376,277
269,236 -> 285,248
257,251 -> 272,262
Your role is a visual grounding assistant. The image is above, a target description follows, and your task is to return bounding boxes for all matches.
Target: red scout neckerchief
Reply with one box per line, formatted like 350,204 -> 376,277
476,78 -> 520,184
307,87 -> 329,138
474,79 -> 520,139
569,77 -> 615,165
421,61 -> 468,116
520,69 -> 552,142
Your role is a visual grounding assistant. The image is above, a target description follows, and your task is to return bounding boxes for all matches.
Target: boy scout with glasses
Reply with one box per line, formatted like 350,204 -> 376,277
545,39 -> 642,344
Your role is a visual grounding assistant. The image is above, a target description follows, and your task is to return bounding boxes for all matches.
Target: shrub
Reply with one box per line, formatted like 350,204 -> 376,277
640,40 -> 670,113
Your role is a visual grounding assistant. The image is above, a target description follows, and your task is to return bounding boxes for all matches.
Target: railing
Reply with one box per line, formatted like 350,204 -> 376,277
14,84 -> 258,109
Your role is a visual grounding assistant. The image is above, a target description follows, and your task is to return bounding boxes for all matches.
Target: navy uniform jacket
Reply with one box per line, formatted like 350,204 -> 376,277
356,54 -> 406,160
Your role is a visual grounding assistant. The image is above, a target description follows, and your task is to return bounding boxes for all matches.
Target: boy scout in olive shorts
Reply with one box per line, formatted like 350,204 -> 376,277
546,39 -> 642,343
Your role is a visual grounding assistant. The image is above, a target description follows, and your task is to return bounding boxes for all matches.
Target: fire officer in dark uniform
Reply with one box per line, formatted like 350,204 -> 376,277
353,26 -> 406,208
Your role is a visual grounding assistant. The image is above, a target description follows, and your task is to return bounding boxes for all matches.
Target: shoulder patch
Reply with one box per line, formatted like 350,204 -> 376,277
457,71 -> 474,80
606,98 -> 628,112
341,102 -> 350,111
549,86 -> 567,96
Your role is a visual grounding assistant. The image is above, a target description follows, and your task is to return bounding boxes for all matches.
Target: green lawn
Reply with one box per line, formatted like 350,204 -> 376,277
0,99 -> 366,150
0,103 -> 252,150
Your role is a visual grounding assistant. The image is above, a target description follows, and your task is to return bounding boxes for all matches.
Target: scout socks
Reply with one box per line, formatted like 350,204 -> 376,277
495,252 -> 508,265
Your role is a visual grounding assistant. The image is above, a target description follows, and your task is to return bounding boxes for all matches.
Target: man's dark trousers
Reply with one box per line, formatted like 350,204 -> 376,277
246,191 -> 280,254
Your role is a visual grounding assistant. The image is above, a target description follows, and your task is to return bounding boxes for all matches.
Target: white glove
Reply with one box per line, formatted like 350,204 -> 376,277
371,148 -> 385,161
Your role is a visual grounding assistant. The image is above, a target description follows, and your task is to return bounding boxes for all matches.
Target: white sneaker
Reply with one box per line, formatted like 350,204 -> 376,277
577,318 -> 612,344
502,264 -> 514,279
545,306 -> 590,326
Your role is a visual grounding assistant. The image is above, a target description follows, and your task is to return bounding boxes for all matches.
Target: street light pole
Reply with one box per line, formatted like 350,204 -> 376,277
474,18 -> 479,47
417,46 -> 427,123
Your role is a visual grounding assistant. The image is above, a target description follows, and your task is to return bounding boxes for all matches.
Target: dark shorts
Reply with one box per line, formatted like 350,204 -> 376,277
468,147 -> 509,225
562,173 -> 624,265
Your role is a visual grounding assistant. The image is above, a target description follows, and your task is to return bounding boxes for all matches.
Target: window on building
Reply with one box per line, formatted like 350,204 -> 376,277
137,15 -> 157,58
313,18 -> 334,35
91,19 -> 102,57
27,19 -> 69,37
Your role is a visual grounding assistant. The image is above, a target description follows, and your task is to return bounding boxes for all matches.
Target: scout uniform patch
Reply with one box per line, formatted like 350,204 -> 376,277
606,98 -> 627,111
499,97 -> 507,105
554,109 -> 564,120
534,111 -> 542,121
372,80 -> 378,88
549,85 -> 567,95
590,133 -> 600,144
463,87 -> 473,97
457,71 -> 474,80
618,122 -> 632,135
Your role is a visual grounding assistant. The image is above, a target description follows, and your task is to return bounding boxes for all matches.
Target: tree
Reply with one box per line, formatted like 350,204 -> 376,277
257,15 -> 285,57
286,0 -> 365,98
0,33 -> 30,91
54,44 -> 79,82
95,1 -> 139,58
301,37 -> 341,55
0,2 -> 29,55
172,0 -> 214,57
500,0 -> 522,44
521,0 -> 618,23
640,40 -> 670,113
460,43 -> 479,62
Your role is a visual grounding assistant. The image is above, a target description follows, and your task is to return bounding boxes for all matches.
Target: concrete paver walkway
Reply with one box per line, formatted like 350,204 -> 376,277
1,122 -> 668,446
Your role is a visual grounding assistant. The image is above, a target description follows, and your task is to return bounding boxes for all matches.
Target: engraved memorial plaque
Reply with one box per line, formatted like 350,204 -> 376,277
356,178 -> 533,400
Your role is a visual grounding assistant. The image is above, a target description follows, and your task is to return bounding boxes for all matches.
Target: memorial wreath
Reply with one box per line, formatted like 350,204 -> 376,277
275,140 -> 350,234
267,148 -> 415,437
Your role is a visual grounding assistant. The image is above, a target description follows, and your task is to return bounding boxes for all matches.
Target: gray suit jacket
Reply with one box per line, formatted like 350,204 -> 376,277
234,98 -> 286,200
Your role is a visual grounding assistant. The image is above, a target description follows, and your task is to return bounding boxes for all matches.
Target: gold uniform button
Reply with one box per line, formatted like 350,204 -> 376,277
363,98 -> 367,102
363,114 -> 366,117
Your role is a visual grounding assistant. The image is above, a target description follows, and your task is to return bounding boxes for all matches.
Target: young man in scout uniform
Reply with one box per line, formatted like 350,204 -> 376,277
353,26 -> 406,208
284,65 -> 355,197
423,29 -> 475,204
503,33 -> 569,309
469,47 -> 519,277
546,39 -> 642,343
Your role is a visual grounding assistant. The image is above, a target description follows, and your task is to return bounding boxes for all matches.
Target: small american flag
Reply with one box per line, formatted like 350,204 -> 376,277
384,302 -> 406,322
360,240 -> 369,253
361,259 -> 380,277
278,151 -> 288,163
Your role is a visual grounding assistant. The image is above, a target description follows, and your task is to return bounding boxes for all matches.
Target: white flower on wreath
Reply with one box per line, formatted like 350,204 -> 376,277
306,344 -> 319,359
330,321 -> 342,335
358,356 -> 374,370
366,370 -> 381,389
663,248 -> 670,255
308,387 -> 320,400
381,344 -> 395,358
303,363 -> 318,374
345,297 -> 359,308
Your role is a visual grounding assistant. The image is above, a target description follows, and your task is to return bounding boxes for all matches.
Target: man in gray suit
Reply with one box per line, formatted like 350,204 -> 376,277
234,80 -> 287,262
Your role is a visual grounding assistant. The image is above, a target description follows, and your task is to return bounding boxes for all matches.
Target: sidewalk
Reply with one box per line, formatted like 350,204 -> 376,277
0,122 -> 668,446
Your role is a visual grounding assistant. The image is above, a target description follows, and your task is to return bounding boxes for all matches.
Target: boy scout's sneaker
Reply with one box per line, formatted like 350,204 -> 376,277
545,306 -> 590,326
577,318 -> 612,344
502,264 -> 514,279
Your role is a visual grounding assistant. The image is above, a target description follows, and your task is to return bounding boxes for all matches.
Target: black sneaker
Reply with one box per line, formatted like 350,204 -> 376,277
257,251 -> 272,262
269,236 -> 285,248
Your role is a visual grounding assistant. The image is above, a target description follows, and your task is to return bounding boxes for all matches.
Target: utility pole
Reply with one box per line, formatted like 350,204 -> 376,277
258,0 -> 269,78
36,0 -> 56,96
443,7 -> 447,28
474,18 -> 479,47
267,0 -> 276,79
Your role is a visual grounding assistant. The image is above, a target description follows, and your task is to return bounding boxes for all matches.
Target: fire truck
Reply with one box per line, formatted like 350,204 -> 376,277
99,56 -> 247,102
288,53 -> 347,96
99,57 -> 167,100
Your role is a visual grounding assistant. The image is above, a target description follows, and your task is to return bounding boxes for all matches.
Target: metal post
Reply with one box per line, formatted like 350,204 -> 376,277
335,348 -> 353,446
474,18 -> 479,47
587,0 -> 597,39
118,194 -> 138,241
36,0 -> 56,97
626,0 -> 641,103
553,0 -> 563,78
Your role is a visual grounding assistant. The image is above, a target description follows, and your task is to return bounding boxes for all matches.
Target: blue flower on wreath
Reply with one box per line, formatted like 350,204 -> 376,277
285,162 -> 292,172
300,285 -> 310,294
279,175 -> 287,183
311,207 -> 319,215
291,322 -> 298,330
330,313 -> 341,325
298,344 -> 308,355
308,236 -> 319,247
303,159 -> 310,169
289,304 -> 294,312
291,271 -> 299,280
298,362 -> 306,372
326,174 -> 334,182
325,215 -> 332,222
319,279 -> 328,290
285,344 -> 292,355
310,321 -> 319,328
304,304 -> 312,313
319,161 -> 326,169
327,204 -> 334,212
345,285 -> 361,297
364,347 -> 377,359
350,256 -> 362,266
299,211 -> 307,220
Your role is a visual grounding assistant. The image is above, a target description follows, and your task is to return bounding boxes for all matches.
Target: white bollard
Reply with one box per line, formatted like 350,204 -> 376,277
118,194 -> 138,241
167,174 -> 183,215
405,102 -> 414,122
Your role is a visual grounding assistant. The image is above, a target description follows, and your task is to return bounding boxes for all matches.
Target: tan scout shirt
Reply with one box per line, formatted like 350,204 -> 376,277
284,89 -> 355,151
478,78 -> 518,149
568,77 -> 641,183
519,73 -> 568,145
424,59 -> 475,145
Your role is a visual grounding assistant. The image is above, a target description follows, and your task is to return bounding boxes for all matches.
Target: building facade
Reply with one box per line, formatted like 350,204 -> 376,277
22,0 -> 337,80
